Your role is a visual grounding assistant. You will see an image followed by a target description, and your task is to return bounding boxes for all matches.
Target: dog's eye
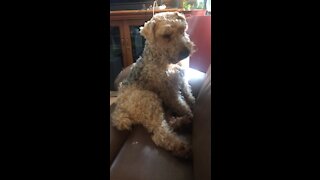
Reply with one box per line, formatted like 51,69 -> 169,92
162,34 -> 171,40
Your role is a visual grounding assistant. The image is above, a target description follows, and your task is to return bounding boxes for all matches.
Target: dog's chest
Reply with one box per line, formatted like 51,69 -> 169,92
139,65 -> 183,92
149,69 -> 179,84
163,68 -> 183,87
166,65 -> 183,79
165,67 -> 176,77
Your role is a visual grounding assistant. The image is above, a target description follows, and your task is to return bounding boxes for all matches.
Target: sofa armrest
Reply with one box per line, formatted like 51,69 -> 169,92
192,65 -> 211,180
110,104 -> 130,166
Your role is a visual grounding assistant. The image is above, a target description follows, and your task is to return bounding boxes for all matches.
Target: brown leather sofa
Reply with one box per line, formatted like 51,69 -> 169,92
110,65 -> 211,180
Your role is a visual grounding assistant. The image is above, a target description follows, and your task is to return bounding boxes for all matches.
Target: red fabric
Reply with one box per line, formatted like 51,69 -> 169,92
187,16 -> 211,73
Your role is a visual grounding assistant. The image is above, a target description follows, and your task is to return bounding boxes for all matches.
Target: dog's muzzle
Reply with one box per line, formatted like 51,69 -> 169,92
178,47 -> 191,61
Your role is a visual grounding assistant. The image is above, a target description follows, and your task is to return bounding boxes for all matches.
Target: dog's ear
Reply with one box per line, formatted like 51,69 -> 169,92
140,20 -> 156,42
174,12 -> 187,32
175,12 -> 186,21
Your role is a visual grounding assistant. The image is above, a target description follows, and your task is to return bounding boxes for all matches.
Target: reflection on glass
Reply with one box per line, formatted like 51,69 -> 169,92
110,27 -> 123,61
130,26 -> 145,62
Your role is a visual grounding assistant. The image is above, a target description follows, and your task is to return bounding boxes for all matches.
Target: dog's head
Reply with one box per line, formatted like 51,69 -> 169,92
140,12 -> 195,64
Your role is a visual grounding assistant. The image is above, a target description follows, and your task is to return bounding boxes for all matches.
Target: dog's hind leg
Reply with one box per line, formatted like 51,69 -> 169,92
151,119 -> 191,158
113,87 -> 191,158
128,90 -> 192,158
144,106 -> 191,158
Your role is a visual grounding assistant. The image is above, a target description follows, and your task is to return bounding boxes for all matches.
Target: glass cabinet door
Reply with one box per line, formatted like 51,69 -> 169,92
130,25 -> 146,62
110,26 -> 124,90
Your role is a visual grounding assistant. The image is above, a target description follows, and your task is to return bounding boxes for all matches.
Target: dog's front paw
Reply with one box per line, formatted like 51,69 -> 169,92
185,95 -> 196,111
111,118 -> 132,131
172,141 -> 192,159
168,115 -> 192,130
189,96 -> 196,106
114,122 -> 132,131
186,112 -> 194,120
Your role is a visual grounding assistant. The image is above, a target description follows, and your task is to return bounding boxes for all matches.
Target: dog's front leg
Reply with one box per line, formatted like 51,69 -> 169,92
180,80 -> 196,110
162,91 -> 193,119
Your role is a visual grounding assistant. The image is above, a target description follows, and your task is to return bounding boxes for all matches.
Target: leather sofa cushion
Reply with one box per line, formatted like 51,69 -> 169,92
186,68 -> 206,98
192,65 -> 211,180
110,126 -> 193,180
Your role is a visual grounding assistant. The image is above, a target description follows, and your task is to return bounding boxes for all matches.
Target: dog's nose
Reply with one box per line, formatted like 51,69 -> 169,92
178,47 -> 190,60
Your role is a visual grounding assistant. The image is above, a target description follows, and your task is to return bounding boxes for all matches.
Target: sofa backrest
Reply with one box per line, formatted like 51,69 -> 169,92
187,16 -> 211,73
113,64 -> 206,98
192,65 -> 211,180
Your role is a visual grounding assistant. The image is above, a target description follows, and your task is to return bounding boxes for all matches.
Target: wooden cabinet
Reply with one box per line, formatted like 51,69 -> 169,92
110,9 -> 192,68
110,19 -> 146,68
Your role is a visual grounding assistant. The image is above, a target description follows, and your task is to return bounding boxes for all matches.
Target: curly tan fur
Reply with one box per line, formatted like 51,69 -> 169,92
111,12 -> 195,158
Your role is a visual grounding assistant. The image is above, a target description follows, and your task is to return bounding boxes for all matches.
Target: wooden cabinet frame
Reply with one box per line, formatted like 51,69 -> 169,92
111,20 -> 146,67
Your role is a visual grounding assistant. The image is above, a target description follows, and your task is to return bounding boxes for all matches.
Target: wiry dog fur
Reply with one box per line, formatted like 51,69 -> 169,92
111,12 -> 195,158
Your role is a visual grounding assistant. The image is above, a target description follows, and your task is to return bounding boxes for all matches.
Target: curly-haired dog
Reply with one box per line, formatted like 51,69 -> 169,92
111,12 -> 195,158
